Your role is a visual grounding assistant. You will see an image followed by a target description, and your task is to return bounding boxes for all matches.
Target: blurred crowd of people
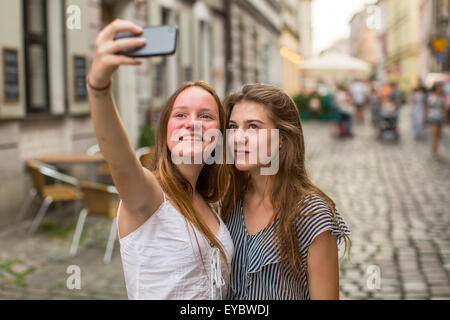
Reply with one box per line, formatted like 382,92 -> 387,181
304,78 -> 450,159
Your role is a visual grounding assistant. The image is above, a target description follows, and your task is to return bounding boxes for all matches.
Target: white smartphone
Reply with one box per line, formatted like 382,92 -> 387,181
114,25 -> 178,58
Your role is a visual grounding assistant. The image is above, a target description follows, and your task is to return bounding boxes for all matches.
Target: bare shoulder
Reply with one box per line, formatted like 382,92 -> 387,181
117,166 -> 164,239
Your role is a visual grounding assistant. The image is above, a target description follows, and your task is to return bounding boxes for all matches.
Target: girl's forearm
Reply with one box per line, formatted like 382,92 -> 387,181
88,89 -> 137,172
88,89 -> 147,207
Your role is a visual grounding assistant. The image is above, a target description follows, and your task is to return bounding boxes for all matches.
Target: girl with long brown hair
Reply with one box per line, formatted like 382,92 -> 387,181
222,83 -> 351,300
87,19 -> 233,299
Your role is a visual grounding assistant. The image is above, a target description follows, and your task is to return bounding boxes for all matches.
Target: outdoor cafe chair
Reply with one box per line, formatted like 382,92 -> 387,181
136,146 -> 155,168
86,144 -> 111,177
89,144 -> 154,168
69,181 -> 119,264
19,160 -> 83,234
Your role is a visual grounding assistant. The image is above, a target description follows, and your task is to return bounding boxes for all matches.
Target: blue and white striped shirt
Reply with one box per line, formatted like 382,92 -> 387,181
225,193 -> 351,300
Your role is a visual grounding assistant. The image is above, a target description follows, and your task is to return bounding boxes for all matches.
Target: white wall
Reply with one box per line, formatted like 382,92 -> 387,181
48,0 -> 66,115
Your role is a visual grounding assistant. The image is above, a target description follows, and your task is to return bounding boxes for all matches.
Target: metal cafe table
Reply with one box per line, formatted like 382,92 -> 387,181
31,153 -> 107,183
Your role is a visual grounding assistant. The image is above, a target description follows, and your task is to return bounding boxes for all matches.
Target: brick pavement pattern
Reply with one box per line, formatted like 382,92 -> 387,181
304,106 -> 450,300
0,105 -> 449,299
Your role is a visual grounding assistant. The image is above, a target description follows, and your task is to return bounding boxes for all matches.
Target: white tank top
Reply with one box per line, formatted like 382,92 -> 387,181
116,193 -> 234,300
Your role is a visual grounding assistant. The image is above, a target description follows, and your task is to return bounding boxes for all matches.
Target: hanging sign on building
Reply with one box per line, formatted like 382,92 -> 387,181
431,37 -> 447,53
431,37 -> 448,63
74,56 -> 87,100
3,48 -> 19,102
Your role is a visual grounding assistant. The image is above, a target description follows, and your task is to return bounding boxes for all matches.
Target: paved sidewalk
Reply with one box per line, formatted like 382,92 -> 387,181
0,105 -> 449,300
0,213 -> 127,299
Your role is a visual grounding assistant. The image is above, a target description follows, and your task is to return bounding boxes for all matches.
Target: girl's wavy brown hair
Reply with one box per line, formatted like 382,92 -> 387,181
221,83 -> 351,291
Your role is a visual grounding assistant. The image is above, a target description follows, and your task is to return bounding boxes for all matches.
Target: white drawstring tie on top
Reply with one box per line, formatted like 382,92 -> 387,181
210,246 -> 225,300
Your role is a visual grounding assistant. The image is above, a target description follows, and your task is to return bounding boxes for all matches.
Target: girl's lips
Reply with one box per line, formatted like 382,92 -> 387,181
179,135 -> 203,141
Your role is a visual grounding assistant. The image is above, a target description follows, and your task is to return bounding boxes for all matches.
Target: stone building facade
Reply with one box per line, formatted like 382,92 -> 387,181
0,0 -> 286,228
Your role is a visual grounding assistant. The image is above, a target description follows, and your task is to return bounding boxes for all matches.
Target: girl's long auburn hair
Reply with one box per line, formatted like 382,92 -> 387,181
221,83 -> 351,291
147,81 -> 231,274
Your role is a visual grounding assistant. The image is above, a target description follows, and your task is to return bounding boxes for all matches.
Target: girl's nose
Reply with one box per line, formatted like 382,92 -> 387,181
234,128 -> 247,144
184,116 -> 202,131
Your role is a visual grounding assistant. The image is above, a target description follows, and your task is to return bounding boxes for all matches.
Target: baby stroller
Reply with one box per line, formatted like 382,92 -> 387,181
338,112 -> 353,137
377,102 -> 399,141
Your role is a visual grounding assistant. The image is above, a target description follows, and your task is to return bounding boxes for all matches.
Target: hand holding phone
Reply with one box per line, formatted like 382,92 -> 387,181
114,25 -> 178,58
88,19 -> 144,89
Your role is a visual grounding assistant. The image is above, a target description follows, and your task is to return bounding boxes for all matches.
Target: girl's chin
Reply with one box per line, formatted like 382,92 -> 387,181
234,163 -> 258,172
171,147 -> 205,164
171,142 -> 209,153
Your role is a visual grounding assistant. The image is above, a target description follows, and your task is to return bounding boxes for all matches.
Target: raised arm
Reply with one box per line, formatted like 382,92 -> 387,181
87,19 -> 164,235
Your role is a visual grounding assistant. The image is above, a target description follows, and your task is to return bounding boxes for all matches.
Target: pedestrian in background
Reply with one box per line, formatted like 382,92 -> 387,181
380,82 -> 392,104
411,80 -> 427,140
424,83 -> 447,158
335,83 -> 354,137
388,82 -> 403,115
350,78 -> 369,124
376,82 -> 401,141
308,90 -> 322,120
369,83 -> 381,131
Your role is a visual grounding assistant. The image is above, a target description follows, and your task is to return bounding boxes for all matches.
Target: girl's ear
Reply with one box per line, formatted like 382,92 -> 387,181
279,136 -> 284,148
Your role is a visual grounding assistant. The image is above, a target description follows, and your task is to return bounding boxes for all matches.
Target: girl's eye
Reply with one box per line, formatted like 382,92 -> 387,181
228,124 -> 237,129
200,114 -> 213,119
249,124 -> 259,129
175,113 -> 185,118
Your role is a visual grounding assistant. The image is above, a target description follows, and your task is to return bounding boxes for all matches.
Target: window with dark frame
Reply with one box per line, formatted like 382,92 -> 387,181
239,16 -> 246,84
253,28 -> 259,83
263,43 -> 269,83
154,61 -> 165,97
23,0 -> 50,114
199,20 -> 205,78
184,66 -> 192,82
154,7 -> 170,99
101,1 -> 115,28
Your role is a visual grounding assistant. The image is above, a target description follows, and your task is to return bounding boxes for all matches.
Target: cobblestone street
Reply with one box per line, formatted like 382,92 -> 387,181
304,105 -> 450,300
0,105 -> 449,300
